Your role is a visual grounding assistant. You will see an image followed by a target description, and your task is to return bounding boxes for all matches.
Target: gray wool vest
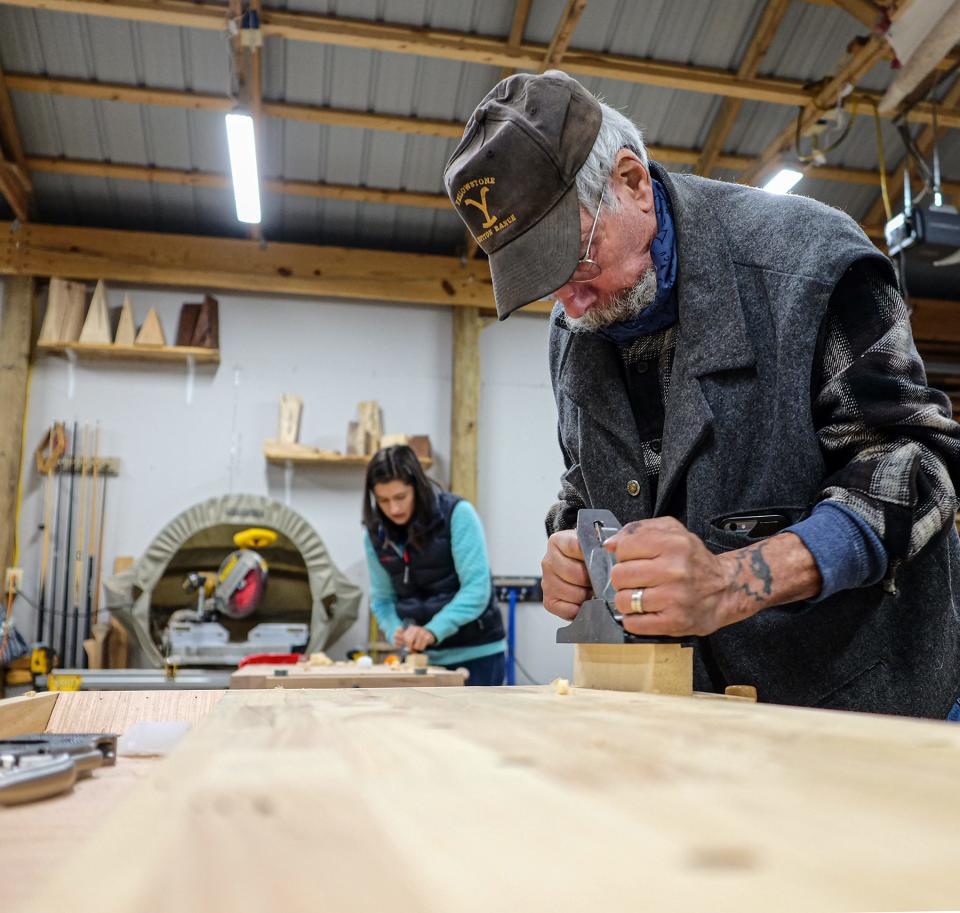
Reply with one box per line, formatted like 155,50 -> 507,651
549,162 -> 960,718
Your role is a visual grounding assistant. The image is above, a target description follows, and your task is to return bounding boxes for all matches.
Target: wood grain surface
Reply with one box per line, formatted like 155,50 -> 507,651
16,685 -> 960,913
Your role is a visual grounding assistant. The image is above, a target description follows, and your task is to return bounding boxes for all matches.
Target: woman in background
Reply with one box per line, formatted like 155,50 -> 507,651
362,445 -> 505,685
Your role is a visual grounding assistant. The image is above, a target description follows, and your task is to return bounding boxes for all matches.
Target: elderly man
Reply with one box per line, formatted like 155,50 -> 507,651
443,70 -> 960,719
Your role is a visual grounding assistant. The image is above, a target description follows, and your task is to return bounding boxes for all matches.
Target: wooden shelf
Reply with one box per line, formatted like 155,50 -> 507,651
37,341 -> 220,365
264,442 -> 432,469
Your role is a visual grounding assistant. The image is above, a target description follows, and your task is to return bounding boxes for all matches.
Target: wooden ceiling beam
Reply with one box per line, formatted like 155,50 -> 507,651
820,0 -> 888,29
25,156 -> 450,208
696,0 -> 791,177
10,73 -> 960,181
0,1 -> 895,109
538,0 -> 588,74
0,220 -> 494,308
497,0 -> 534,82
0,64 -> 31,221
738,30 -> 890,187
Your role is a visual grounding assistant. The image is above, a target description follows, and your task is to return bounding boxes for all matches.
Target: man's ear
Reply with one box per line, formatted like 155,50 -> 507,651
613,149 -> 653,211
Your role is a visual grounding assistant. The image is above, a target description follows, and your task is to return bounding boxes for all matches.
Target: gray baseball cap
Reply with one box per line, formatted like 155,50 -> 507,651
443,70 -> 602,319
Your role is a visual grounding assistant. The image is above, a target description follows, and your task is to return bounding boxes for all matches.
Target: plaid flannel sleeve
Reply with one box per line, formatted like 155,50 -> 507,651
812,259 -> 960,562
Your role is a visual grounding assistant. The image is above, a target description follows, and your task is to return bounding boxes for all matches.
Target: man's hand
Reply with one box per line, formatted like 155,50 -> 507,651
603,517 -> 821,637
400,625 -> 436,652
392,627 -> 406,648
541,530 -> 592,620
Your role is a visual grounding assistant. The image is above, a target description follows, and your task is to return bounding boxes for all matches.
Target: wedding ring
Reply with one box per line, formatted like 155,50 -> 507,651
629,588 -> 645,614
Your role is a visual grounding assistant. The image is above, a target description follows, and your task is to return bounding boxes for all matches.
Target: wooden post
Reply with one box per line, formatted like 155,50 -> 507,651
450,306 -> 480,503
0,276 -> 35,574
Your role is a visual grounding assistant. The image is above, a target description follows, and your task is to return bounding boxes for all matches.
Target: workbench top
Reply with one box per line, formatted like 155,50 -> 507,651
5,686 -> 960,912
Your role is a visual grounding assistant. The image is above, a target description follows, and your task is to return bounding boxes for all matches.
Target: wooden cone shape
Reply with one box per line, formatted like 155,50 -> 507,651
79,280 -> 112,344
135,307 -> 166,347
115,296 -> 136,345
59,281 -> 88,342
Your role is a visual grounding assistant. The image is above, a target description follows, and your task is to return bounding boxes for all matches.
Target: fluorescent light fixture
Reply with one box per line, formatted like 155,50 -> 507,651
762,168 -> 803,195
225,112 -> 261,224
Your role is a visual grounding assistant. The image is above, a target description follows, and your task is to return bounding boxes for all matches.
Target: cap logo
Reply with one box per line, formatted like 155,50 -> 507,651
463,186 -> 497,229
454,176 -> 518,246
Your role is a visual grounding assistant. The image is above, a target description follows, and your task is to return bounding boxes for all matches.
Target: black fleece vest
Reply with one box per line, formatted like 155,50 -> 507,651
373,491 -> 504,650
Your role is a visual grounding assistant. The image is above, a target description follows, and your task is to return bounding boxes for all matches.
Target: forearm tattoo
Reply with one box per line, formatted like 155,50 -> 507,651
731,543 -> 774,604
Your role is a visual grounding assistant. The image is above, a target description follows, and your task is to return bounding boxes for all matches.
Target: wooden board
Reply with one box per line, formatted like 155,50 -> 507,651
0,691 -> 59,737
19,686 -> 960,913
45,689 -> 225,733
3,690 -> 226,913
37,341 -> 220,365
573,642 -> 694,694
229,662 -> 467,689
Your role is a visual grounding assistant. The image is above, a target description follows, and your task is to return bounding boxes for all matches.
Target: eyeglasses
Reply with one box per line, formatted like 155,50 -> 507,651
569,185 -> 605,283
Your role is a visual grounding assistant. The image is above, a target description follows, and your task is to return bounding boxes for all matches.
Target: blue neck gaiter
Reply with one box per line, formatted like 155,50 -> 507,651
595,178 -> 679,347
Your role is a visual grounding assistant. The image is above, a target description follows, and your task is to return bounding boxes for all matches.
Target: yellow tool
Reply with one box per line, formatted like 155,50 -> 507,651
47,673 -> 82,691
233,528 -> 278,549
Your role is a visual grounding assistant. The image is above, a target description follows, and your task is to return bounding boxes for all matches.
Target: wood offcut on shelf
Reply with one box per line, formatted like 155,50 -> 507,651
263,440 -> 432,469
37,341 -> 221,365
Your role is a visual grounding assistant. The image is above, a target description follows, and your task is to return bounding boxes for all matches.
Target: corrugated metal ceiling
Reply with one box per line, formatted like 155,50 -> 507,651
0,0 -> 955,249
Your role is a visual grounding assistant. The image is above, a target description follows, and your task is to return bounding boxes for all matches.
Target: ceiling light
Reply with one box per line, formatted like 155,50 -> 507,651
225,111 -> 261,224
762,169 -> 803,195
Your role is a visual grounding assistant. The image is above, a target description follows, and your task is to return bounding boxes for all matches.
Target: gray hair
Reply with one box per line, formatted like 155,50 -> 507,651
574,98 -> 648,213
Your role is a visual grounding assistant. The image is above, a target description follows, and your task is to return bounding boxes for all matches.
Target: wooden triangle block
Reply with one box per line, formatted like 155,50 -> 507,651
135,307 -> 166,347
114,295 -> 136,346
190,295 -> 219,349
79,280 -> 112,344
41,278 -> 88,343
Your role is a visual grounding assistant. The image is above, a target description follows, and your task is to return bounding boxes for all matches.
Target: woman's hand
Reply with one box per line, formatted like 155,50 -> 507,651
401,625 -> 436,652
392,627 -> 406,648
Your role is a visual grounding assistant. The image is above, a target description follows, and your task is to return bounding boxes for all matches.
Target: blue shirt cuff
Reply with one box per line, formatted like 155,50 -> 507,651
784,502 -> 888,602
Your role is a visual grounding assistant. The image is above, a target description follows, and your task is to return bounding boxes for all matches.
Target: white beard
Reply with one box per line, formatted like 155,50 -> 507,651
563,267 -> 658,334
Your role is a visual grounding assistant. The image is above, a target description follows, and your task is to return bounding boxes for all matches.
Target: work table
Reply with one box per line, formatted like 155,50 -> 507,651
4,686 -> 959,912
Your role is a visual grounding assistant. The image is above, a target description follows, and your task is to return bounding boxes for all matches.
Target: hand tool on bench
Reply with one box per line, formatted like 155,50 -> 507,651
0,733 -> 117,806
556,509 -> 695,694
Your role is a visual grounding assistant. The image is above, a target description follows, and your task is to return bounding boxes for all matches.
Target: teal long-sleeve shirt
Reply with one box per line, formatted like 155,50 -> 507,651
362,500 -> 505,666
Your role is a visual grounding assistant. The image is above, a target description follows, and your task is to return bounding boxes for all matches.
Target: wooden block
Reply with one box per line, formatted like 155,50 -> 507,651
190,295 -> 219,349
38,278 -> 69,343
135,307 -> 166,346
380,433 -> 410,448
278,394 -> 303,445
573,643 -> 693,695
725,684 -> 758,702
357,400 -> 382,454
175,303 -> 200,347
114,295 -> 136,345
78,280 -> 111,344
409,434 -> 432,461
0,692 -> 59,738
404,653 -> 428,668
346,421 -> 363,456
41,278 -> 88,343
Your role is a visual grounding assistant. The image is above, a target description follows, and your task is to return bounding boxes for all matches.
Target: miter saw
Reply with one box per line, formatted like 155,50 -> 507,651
163,527 -> 308,666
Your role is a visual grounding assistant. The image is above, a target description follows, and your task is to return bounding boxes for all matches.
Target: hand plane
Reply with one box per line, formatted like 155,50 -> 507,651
556,509 -> 691,646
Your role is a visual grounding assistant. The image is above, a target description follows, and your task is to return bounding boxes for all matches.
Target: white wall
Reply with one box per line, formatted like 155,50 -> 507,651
4,279 -> 571,681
